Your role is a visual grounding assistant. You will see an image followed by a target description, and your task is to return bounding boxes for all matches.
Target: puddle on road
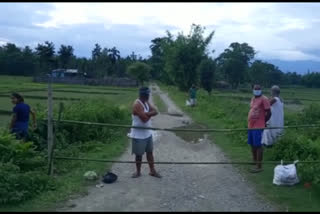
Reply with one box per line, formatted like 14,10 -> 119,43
175,122 -> 209,144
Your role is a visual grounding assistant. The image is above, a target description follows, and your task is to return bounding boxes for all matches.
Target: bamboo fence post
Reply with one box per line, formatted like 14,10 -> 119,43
47,72 -> 54,175
48,102 -> 64,176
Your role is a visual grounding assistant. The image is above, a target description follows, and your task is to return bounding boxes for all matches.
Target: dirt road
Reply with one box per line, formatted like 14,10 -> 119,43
57,84 -> 277,212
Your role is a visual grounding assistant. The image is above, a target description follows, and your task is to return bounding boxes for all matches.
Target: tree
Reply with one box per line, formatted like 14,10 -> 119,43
216,42 -> 255,89
0,43 -> 23,75
108,47 -> 120,76
58,45 -> 74,69
302,72 -> 320,88
129,51 -> 138,62
108,47 -> 120,64
35,41 -> 55,74
91,43 -> 102,61
198,57 -> 216,94
149,37 -> 172,80
21,46 -> 36,76
90,44 -> 108,77
249,60 -> 283,87
160,24 -> 214,91
127,62 -> 151,86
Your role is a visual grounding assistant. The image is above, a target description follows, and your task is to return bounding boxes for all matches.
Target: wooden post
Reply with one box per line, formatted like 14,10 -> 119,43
47,73 -> 54,175
48,102 -> 64,176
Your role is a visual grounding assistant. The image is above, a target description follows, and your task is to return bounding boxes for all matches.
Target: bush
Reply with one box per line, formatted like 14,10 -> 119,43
0,131 -> 47,172
269,103 -> 320,184
0,132 -> 54,205
58,99 -> 130,144
0,163 -> 55,205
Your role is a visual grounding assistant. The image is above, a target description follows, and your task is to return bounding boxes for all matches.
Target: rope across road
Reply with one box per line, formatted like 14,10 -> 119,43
50,119 -> 320,132
54,156 -> 320,165
46,119 -> 320,166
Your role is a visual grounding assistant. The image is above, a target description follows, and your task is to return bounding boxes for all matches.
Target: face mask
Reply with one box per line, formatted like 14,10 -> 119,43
253,90 -> 262,96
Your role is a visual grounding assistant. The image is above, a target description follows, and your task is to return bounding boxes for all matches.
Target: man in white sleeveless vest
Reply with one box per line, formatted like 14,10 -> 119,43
262,85 -> 284,147
129,87 -> 161,178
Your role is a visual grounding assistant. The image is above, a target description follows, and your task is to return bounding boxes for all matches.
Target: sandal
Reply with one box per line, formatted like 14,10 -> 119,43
131,172 -> 141,178
149,172 -> 162,178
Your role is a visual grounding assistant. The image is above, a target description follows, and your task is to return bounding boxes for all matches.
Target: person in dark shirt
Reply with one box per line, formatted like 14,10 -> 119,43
10,93 -> 36,141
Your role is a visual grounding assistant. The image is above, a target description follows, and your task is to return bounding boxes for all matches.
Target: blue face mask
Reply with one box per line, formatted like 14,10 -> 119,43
253,90 -> 262,96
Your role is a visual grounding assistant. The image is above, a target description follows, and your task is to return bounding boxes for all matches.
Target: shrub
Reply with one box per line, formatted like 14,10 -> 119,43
270,107 -> 320,184
59,99 -> 130,144
0,132 -> 54,205
0,131 -> 47,172
0,162 -> 55,205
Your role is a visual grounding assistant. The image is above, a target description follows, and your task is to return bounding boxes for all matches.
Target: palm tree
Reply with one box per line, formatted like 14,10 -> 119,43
108,47 -> 120,64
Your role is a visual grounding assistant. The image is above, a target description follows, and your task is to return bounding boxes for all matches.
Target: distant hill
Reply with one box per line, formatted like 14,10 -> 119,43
264,59 -> 320,74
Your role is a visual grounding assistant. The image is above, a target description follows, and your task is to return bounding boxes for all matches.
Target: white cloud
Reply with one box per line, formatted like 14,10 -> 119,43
2,3 -> 320,62
0,37 -> 10,46
261,50 -> 320,61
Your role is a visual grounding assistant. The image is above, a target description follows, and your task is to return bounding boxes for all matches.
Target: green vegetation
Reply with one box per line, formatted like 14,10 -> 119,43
149,24 -> 215,91
0,39 -> 148,80
0,76 -> 136,211
160,83 -> 320,212
127,62 -> 152,86
199,57 -> 216,94
147,24 -> 320,91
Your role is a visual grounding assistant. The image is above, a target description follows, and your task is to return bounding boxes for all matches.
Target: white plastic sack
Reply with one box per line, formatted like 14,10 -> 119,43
186,100 -> 191,106
273,160 -> 299,186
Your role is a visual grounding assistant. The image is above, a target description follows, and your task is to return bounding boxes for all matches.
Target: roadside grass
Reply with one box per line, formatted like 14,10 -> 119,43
0,134 -> 129,212
160,83 -> 320,212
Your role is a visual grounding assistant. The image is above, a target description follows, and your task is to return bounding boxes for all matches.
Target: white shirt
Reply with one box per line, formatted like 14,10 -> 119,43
128,99 -> 153,139
262,97 -> 284,146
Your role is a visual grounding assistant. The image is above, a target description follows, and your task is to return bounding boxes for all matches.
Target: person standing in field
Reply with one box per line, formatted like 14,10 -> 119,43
10,93 -> 36,141
247,85 -> 271,173
262,85 -> 284,147
189,84 -> 197,107
128,87 -> 161,178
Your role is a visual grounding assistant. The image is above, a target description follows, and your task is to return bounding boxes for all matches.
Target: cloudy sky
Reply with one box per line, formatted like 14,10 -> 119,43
1,3 -> 320,64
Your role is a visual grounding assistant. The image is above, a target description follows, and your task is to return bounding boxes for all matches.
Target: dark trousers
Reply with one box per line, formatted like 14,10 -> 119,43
11,129 -> 28,141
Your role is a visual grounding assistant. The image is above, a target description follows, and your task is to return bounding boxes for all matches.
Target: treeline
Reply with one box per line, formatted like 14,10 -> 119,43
148,24 -> 320,91
1,24 -> 320,89
0,42 -> 147,79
